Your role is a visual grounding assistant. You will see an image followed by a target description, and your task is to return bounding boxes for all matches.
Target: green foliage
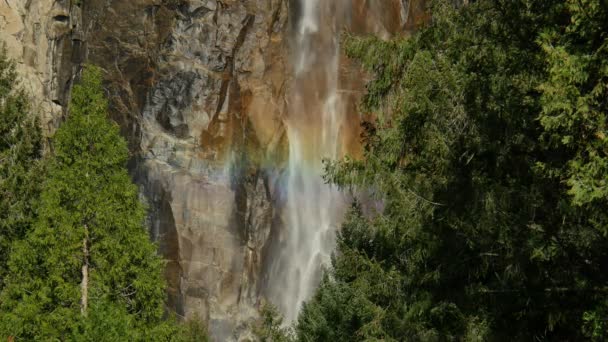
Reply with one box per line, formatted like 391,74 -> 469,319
172,314 -> 209,342
0,45 -> 43,289
298,0 -> 608,340
72,301 -> 208,341
0,66 -> 204,340
538,0 -> 608,208
582,303 -> 608,341
537,2 -> 608,338
253,303 -> 294,342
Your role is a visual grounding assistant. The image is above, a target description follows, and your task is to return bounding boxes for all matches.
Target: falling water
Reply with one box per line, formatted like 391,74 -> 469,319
267,0 -> 352,323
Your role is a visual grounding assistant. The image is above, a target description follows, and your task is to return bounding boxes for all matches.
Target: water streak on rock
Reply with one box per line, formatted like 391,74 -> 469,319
267,0 -> 351,323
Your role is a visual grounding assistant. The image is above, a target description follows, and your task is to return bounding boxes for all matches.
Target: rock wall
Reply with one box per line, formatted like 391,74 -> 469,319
0,0 -> 83,137
82,0 -> 290,339
0,0 -> 429,340
134,1 -> 290,338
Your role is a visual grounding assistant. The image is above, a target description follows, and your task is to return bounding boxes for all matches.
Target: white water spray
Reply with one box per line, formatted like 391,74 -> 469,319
267,0 -> 350,323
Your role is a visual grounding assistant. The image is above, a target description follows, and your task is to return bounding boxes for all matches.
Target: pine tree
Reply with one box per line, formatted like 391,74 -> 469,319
297,0 -> 608,340
253,303 -> 294,342
0,66 -> 169,340
0,45 -> 43,289
537,1 -> 608,339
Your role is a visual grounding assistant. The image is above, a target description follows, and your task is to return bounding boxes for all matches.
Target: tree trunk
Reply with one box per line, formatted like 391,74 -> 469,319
81,225 -> 89,316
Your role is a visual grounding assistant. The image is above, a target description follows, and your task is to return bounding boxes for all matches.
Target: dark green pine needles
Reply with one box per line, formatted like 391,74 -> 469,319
0,46 -> 44,291
0,66 -> 181,340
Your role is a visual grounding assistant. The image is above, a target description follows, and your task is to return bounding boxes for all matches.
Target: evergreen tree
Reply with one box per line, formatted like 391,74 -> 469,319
297,0 -> 608,340
538,1 -> 608,339
0,66 -> 177,340
253,303 -> 294,342
0,45 -> 43,289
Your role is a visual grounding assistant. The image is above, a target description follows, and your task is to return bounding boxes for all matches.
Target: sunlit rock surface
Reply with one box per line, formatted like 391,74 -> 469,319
0,0 -> 83,137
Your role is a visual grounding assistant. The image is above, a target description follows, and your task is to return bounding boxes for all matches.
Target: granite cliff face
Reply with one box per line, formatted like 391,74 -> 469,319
0,0 -> 84,137
0,0 -> 428,339
132,1 -> 290,337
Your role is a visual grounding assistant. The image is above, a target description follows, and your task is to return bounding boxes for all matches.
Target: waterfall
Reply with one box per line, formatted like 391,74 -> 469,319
266,0 -> 351,323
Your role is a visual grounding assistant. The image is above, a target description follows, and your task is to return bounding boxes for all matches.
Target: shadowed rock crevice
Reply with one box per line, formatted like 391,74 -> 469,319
139,166 -> 184,317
